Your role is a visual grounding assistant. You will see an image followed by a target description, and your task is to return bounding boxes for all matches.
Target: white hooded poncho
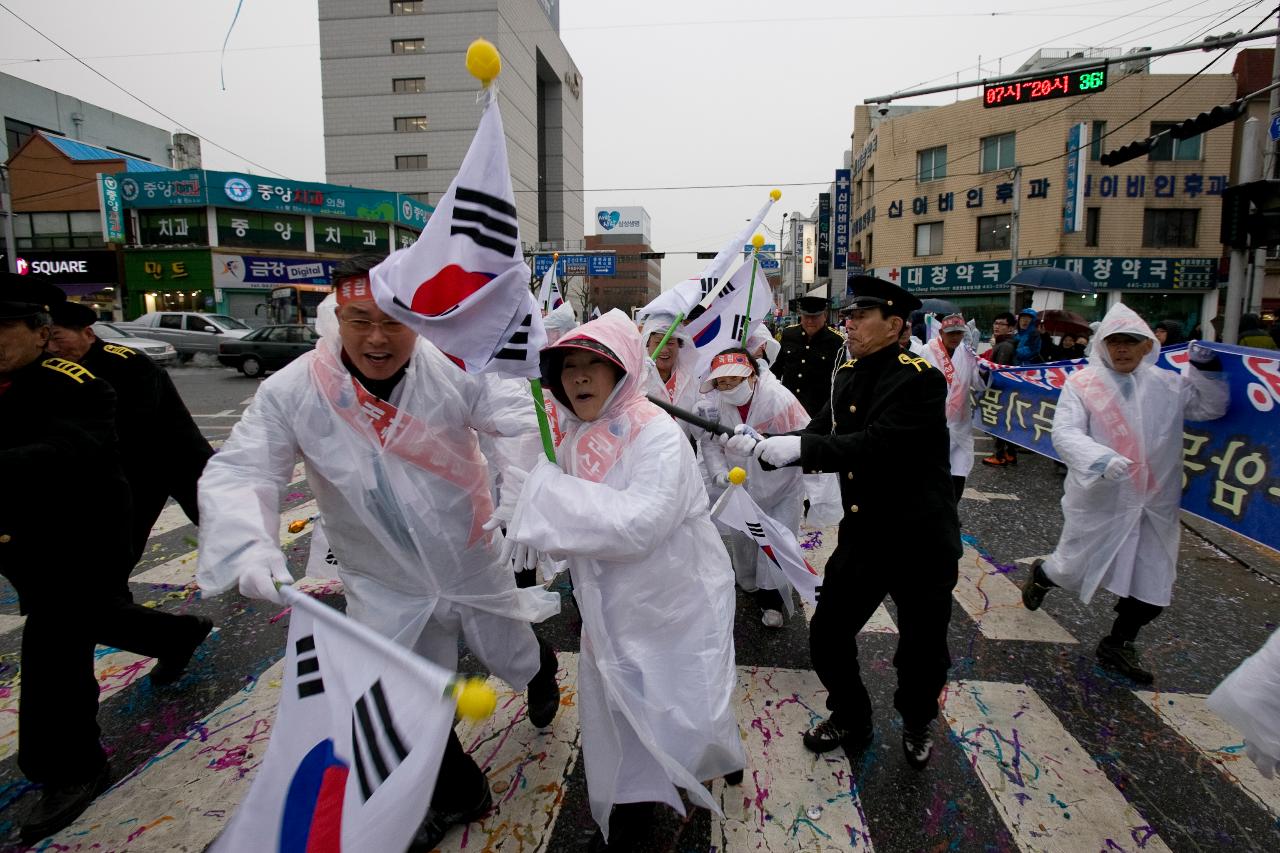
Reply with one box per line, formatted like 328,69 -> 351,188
196,332 -> 559,686
506,310 -> 744,839
1043,303 -> 1228,606
920,336 -> 987,479
639,314 -> 701,421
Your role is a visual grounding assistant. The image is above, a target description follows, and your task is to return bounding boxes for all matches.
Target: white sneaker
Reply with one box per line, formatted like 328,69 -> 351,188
761,609 -> 784,628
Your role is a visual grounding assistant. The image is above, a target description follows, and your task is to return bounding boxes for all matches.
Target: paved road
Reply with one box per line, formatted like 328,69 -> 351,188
0,366 -> 1276,851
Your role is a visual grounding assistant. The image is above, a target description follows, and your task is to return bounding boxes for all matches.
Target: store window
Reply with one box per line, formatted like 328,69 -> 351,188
981,132 -> 1015,172
391,38 -> 425,55
917,145 -> 947,182
1150,122 -> 1201,161
915,222 -> 943,257
1143,209 -> 1198,248
977,214 -> 1011,252
392,77 -> 426,94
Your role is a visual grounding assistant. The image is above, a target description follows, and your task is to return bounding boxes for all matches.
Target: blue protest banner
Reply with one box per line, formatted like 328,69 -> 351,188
974,343 -> 1280,553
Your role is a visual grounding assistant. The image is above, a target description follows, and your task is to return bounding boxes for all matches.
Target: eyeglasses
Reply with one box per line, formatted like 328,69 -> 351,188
340,317 -> 411,335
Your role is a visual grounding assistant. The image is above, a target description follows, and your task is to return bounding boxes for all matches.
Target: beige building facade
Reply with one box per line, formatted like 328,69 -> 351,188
849,69 -> 1237,332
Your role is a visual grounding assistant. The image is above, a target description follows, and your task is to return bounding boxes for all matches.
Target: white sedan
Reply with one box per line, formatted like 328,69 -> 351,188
92,322 -> 179,366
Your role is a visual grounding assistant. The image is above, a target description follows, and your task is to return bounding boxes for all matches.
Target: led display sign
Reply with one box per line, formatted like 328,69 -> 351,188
983,67 -> 1107,108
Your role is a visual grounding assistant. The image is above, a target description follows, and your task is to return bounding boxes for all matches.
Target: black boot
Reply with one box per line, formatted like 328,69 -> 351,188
150,615 -> 214,686
802,717 -> 873,755
1096,636 -> 1154,684
21,762 -> 111,843
526,639 -> 560,728
1020,559 -> 1056,611
902,722 -> 934,770
408,782 -> 492,851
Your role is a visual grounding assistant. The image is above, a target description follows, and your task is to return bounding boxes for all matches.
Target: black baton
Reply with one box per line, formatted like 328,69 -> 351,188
645,395 -> 733,436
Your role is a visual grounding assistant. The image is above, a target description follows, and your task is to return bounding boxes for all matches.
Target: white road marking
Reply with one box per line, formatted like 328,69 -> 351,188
952,546 -> 1076,644
1015,555 -> 1054,568
797,524 -> 897,634
1133,690 -> 1280,819
714,666 -> 875,851
0,614 -> 25,639
191,410 -> 240,418
946,680 -> 1171,853
239,396 -> 256,406
961,488 -> 1020,502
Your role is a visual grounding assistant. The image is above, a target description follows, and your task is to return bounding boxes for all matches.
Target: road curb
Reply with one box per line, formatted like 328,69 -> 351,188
1180,512 -> 1280,586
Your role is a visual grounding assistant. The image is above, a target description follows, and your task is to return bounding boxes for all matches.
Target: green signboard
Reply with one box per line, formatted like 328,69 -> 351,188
216,210 -> 306,251
313,217 -> 390,254
137,209 -> 208,246
98,174 -> 126,244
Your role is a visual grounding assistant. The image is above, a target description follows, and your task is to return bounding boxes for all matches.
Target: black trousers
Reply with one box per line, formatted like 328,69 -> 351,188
952,476 -> 966,503
1109,596 -> 1164,643
993,437 -> 1017,459
19,597 -> 208,785
127,479 -> 199,567
810,558 -> 958,731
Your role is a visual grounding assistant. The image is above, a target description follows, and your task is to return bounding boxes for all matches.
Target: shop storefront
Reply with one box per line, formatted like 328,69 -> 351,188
211,252 -> 340,324
122,249 -> 215,316
14,250 -> 123,319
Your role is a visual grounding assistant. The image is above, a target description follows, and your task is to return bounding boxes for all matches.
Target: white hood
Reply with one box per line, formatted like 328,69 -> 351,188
1093,303 -> 1160,371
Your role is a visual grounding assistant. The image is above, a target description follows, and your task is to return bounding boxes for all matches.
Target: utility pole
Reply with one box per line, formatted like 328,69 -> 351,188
1225,118 -> 1262,344
1008,164 -> 1022,312
0,165 -> 16,274
1266,7 -> 1280,180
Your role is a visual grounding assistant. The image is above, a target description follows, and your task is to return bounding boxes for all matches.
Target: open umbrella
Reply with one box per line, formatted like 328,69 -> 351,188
1008,266 -> 1094,294
920,297 -> 960,315
1038,309 -> 1093,338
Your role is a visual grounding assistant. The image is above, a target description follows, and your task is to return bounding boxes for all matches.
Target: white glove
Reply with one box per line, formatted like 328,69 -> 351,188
755,435 -> 803,467
507,539 -> 540,572
1102,455 -> 1133,481
1247,741 -> 1278,779
482,466 -> 529,532
239,558 -> 294,604
713,471 -> 733,488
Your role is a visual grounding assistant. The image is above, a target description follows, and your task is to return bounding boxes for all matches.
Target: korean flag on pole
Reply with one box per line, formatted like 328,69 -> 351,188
210,587 -> 456,853
537,261 -> 564,313
370,95 -> 544,377
713,485 -> 820,612
684,259 -> 773,380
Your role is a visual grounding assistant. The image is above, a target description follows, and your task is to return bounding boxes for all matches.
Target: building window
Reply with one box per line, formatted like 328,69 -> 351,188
394,116 -> 428,132
4,117 -> 55,155
1085,207 -> 1100,247
917,145 -> 947,182
390,0 -> 423,13
1143,209 -> 1198,247
1149,122 -> 1201,161
854,178 -> 863,209
865,232 -> 873,265
1089,120 -> 1107,162
980,132 -> 1015,172
914,222 -> 943,256
391,38 -> 425,55
975,214 -> 1010,252
392,77 -> 426,94
395,154 -> 429,170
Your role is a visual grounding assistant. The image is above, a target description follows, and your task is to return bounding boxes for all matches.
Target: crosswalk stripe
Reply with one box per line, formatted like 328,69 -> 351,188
1133,690 -> 1280,819
714,665 -> 875,851
796,524 -> 897,633
952,546 -> 1076,643
147,463 -> 306,541
961,488 -> 1020,502
945,680 -> 1172,852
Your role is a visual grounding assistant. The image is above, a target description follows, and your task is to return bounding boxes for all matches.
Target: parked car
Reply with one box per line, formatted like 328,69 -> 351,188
92,322 -> 179,366
217,324 -> 321,377
117,311 -> 252,359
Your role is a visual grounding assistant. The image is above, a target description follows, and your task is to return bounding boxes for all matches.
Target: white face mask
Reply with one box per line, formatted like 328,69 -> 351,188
719,380 -> 754,406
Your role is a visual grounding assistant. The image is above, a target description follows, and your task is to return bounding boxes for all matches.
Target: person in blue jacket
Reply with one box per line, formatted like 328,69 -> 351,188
1014,308 -> 1042,365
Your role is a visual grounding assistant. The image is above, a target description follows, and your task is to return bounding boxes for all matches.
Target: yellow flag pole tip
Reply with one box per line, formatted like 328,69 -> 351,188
769,189 -> 782,201
750,234 -> 765,249
728,467 -> 748,486
465,39 -> 502,84
454,677 -> 498,720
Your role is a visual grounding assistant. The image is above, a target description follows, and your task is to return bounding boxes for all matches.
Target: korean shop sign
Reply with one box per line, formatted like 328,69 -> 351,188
312,217 -> 390,254
217,210 -> 306,250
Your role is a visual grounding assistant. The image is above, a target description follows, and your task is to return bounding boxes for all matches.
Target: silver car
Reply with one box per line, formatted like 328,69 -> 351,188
92,322 -> 179,366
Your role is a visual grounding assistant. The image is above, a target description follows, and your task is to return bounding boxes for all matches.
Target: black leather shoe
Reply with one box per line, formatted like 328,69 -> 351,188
151,615 -> 214,686
20,762 -> 111,843
526,643 -> 560,729
802,717 -> 873,755
1096,637 -> 1154,684
902,724 -> 934,770
723,769 -> 744,785
1020,560 -> 1055,612
408,784 -> 492,851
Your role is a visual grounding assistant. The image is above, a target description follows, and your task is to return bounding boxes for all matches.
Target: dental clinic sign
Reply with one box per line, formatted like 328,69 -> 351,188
593,206 -> 650,242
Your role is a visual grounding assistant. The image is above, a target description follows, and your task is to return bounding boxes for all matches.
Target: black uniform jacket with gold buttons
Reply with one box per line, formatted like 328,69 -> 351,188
795,342 -> 961,570
771,324 -> 847,416
0,354 -> 132,612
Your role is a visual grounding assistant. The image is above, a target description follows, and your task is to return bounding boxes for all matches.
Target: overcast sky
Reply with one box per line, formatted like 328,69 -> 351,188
1,0 -> 1272,284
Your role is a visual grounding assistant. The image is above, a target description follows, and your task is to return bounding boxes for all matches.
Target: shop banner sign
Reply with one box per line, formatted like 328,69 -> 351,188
532,253 -> 616,276
1063,122 -> 1087,234
213,253 -> 337,288
217,210 -> 306,251
119,171 -> 207,207
974,343 -> 1280,552
834,170 -> 850,271
313,217 -> 390,253
98,174 -> 126,244
882,256 -> 1218,294
817,193 -> 831,278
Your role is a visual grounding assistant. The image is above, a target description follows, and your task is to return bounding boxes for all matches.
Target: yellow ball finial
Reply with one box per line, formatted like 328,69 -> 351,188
454,677 -> 498,720
553,251 -> 559,260
466,39 -> 502,85
750,234 -> 765,250
769,189 -> 782,202
728,467 -> 747,486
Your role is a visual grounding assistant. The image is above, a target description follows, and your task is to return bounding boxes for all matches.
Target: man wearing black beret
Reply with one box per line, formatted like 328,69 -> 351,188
723,275 -> 960,770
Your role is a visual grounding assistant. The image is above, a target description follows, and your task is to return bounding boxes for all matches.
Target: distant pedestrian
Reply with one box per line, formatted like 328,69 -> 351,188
1239,313 -> 1277,349
982,312 -> 1019,468
1153,319 -> 1186,347
920,313 -> 985,501
1022,304 -> 1229,684
1014,308 -> 1042,364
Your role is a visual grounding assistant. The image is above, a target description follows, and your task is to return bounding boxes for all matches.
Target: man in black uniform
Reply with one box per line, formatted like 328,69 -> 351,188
0,279 -> 214,842
46,300 -> 213,564
771,295 -> 846,416
725,276 -> 960,770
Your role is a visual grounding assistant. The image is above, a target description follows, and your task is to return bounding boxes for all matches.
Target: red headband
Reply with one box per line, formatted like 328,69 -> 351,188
336,276 -> 374,305
710,352 -> 753,372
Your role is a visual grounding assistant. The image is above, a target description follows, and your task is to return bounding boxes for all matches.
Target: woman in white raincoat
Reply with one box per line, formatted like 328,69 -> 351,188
920,313 -> 987,502
497,310 -> 745,851
698,347 -> 810,628
640,313 -> 699,417
1208,628 -> 1280,780
196,257 -> 562,848
1021,302 -> 1228,684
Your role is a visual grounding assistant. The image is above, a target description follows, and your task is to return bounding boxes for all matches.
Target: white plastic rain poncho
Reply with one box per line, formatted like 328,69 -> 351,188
1208,627 -> 1280,778
1043,303 -> 1228,606
196,331 -> 559,686
504,310 -> 744,838
639,314 -> 700,420
699,368 -> 809,598
921,336 -> 987,478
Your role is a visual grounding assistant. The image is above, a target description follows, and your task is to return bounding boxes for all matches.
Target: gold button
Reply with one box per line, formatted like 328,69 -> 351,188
849,504 -> 859,513
846,472 -> 853,480
801,359 -> 806,364
848,404 -> 857,413
797,373 -> 802,378
0,534 -> 10,544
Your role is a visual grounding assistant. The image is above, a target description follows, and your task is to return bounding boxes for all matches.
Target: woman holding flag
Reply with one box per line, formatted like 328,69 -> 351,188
699,347 -> 810,627
491,310 -> 745,851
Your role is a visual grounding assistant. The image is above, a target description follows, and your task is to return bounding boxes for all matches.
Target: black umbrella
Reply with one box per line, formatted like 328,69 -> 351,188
920,297 -> 960,315
1007,266 -> 1094,295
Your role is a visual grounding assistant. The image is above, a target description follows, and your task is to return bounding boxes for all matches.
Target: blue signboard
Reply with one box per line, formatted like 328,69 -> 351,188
533,253 -> 616,277
212,252 -> 339,288
1064,122 -> 1086,234
879,256 -> 1218,294
834,169 -> 851,270
742,243 -> 780,271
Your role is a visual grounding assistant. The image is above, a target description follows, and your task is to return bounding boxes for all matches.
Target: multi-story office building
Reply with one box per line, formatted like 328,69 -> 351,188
319,0 -> 584,251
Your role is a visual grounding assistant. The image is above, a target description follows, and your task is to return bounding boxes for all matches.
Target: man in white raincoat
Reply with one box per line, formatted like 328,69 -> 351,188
495,310 -> 745,851
196,255 -> 562,850
698,348 -> 809,628
1208,628 -> 1280,779
920,313 -> 987,502
1021,302 -> 1228,683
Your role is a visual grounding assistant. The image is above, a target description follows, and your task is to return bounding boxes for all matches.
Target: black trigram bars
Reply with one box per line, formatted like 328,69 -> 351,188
451,187 -> 519,257
493,313 -> 533,362
295,635 -> 324,699
350,679 -> 412,802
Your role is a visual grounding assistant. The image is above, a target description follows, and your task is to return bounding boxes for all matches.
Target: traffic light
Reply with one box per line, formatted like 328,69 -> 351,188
639,252 -> 665,259
1170,101 -> 1245,140
1100,138 -> 1154,167
1219,179 -> 1280,250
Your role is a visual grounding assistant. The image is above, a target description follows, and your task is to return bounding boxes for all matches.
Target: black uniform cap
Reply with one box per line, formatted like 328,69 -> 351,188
795,295 -> 829,315
0,274 -> 66,321
838,275 -> 922,319
49,299 -> 98,329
